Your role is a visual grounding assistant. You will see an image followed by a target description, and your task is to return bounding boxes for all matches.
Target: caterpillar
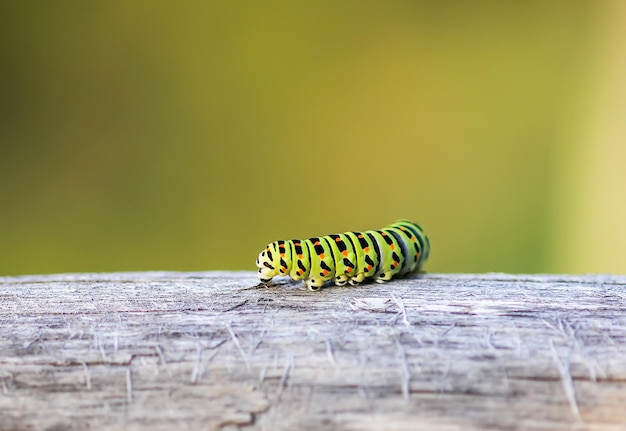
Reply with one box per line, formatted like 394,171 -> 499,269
256,220 -> 430,291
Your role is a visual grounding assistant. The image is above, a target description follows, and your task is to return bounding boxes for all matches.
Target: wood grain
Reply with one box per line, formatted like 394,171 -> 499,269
1,272 -> 625,430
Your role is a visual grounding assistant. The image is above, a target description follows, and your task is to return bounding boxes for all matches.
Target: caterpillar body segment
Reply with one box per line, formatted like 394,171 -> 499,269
256,220 -> 430,291
370,229 -> 405,283
325,234 -> 352,286
343,231 -> 378,285
288,239 -> 310,281
305,237 -> 336,290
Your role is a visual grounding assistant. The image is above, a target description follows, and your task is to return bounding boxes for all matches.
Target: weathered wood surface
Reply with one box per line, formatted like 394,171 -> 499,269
1,272 -> 626,431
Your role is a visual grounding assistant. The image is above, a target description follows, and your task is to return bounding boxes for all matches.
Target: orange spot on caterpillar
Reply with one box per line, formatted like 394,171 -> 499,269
364,247 -> 369,253
367,265 -> 372,271
335,237 -> 341,242
322,270 -> 329,276
358,234 -> 364,238
319,253 -> 325,259
342,250 -> 348,256
297,254 -> 303,259
314,241 -> 321,246
346,267 -> 352,273
390,244 -> 395,250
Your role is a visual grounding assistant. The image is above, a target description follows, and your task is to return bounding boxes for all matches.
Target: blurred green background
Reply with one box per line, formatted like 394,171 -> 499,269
2,1 -> 625,276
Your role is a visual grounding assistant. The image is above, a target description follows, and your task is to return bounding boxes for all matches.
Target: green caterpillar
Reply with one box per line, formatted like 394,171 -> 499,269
256,220 -> 430,290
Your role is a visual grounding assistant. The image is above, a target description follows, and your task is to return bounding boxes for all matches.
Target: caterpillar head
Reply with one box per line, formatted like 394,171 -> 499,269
256,242 -> 281,283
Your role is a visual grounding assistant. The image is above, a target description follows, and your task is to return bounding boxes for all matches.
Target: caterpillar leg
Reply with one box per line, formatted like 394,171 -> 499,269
334,276 -> 349,286
348,272 -> 368,285
375,272 -> 395,283
304,277 -> 325,291
258,273 -> 274,284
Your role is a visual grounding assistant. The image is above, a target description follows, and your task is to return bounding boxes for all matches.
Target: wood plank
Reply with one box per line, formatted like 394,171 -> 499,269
1,272 -> 625,430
